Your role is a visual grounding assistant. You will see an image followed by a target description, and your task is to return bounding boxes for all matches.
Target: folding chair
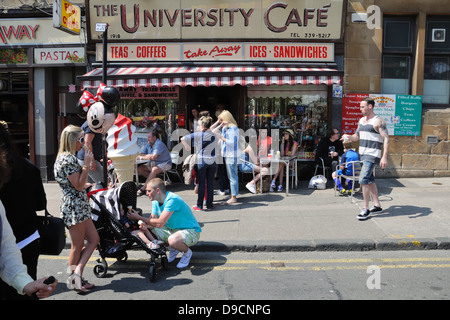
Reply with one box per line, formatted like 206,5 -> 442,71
163,152 -> 183,184
314,157 -> 331,179
334,160 -> 362,203
239,158 -> 258,192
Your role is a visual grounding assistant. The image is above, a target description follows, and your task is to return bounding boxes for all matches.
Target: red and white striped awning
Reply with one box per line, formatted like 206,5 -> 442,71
80,66 -> 342,89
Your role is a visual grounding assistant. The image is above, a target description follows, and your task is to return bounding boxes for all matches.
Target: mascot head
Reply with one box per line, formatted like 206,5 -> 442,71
78,83 -> 120,133
87,101 -> 116,134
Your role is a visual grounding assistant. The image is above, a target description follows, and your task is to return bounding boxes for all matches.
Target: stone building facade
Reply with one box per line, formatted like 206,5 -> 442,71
345,0 -> 450,178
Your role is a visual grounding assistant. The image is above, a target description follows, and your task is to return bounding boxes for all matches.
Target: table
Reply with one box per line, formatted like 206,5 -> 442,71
259,156 -> 296,196
135,158 -> 148,185
294,158 -> 316,188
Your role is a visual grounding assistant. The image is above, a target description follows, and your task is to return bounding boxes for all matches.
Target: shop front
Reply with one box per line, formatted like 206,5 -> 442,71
82,0 -> 345,164
0,16 -> 86,180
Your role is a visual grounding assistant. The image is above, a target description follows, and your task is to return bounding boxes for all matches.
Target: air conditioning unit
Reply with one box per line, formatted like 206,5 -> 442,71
432,28 -> 446,42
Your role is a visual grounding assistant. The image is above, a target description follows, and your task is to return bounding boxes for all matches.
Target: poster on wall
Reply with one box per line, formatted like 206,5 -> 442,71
341,93 -> 368,134
393,95 -> 423,136
342,94 -> 422,136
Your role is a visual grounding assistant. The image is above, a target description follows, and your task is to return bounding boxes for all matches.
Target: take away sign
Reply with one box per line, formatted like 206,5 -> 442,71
53,0 -> 81,35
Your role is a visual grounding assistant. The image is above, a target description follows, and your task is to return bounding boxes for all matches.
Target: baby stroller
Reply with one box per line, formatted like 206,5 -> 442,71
90,181 -> 168,282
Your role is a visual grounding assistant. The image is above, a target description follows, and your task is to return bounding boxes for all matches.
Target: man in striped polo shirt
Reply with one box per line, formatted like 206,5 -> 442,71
342,97 -> 390,220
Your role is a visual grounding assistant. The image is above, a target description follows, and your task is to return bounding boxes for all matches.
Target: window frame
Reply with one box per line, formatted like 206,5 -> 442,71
381,15 -> 417,96
423,15 -> 450,107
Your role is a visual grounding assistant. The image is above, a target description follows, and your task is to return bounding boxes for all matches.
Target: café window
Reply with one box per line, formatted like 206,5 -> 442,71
381,16 -> 415,95
113,87 -> 179,149
245,85 -> 328,156
423,16 -> 450,105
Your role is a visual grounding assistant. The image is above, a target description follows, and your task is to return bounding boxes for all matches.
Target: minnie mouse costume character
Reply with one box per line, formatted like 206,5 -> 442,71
77,83 -> 120,134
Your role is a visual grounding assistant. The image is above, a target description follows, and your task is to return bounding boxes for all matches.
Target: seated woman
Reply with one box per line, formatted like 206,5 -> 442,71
270,129 -> 298,192
238,141 -> 269,194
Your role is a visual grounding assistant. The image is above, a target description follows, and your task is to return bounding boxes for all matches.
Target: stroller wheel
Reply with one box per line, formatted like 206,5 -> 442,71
161,256 -> 169,270
94,258 -> 108,278
148,263 -> 156,282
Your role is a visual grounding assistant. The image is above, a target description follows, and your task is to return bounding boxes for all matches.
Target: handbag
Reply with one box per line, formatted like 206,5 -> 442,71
37,209 -> 66,255
308,174 -> 327,190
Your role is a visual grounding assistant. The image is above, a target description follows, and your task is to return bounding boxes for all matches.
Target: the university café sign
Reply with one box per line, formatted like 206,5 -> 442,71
89,0 -> 343,63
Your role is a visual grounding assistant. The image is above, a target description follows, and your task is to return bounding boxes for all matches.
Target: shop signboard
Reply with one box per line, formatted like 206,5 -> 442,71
96,42 -> 334,62
118,86 -> 179,99
342,94 -> 422,136
53,0 -> 81,35
0,18 -> 85,45
34,47 -> 85,64
88,0 -> 344,41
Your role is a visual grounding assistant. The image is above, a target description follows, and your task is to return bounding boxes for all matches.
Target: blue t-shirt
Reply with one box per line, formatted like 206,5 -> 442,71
340,149 -> 359,175
152,192 -> 201,232
183,130 -> 217,166
141,138 -> 171,166
221,125 -> 239,158
76,121 -> 103,161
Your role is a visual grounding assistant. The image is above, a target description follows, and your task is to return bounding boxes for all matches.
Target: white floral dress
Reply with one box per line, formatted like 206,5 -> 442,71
54,152 -> 91,228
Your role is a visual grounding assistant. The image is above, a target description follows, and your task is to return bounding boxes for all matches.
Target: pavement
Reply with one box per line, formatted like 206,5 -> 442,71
43,176 -> 450,252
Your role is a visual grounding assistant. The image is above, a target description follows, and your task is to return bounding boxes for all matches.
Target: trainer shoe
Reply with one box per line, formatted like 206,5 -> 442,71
167,246 -> 179,263
246,182 -> 257,194
270,180 -> 276,189
357,208 -> 371,220
369,206 -> 383,213
215,189 -> 229,195
192,205 -> 203,211
277,185 -> 283,192
177,249 -> 193,268
339,188 -> 346,196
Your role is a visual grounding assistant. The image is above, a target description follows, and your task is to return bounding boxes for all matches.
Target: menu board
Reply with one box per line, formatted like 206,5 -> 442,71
393,95 -> 422,136
342,94 -> 422,136
341,93 -> 368,134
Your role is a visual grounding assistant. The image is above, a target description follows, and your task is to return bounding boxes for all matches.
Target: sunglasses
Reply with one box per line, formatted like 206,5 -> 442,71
77,136 -> 85,143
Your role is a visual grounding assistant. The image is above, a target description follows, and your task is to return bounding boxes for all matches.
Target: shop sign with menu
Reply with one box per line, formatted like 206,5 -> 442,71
96,42 -> 334,62
88,0 -> 344,41
342,94 -> 423,137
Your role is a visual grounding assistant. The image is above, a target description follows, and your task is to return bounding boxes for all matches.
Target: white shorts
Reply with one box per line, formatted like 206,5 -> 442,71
145,161 -> 172,172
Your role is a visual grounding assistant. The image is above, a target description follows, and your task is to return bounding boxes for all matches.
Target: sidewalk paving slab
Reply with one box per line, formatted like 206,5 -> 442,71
42,176 -> 450,252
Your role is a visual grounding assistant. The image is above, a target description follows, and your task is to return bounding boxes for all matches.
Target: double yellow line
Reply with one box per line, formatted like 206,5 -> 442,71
40,255 -> 450,272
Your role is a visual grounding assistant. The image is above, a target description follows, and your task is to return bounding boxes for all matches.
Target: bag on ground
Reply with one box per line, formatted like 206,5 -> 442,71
308,174 -> 327,190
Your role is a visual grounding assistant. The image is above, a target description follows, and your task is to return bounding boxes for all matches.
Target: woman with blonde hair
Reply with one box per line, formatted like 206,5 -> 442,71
54,125 -> 99,293
212,110 -> 239,204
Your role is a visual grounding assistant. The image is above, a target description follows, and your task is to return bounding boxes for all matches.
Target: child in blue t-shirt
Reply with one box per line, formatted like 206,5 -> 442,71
332,140 -> 359,195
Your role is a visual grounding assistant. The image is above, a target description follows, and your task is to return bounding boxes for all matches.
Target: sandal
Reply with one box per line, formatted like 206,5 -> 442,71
82,277 -> 95,290
137,188 -> 146,197
67,273 -> 87,294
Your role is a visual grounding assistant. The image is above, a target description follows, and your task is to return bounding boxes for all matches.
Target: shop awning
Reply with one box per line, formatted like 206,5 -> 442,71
80,65 -> 342,89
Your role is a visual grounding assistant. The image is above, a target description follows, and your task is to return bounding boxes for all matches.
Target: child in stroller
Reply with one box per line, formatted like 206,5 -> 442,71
119,204 -> 163,250
90,181 -> 168,282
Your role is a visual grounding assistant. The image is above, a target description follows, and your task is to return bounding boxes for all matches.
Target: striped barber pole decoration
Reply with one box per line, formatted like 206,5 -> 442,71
80,66 -> 342,89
